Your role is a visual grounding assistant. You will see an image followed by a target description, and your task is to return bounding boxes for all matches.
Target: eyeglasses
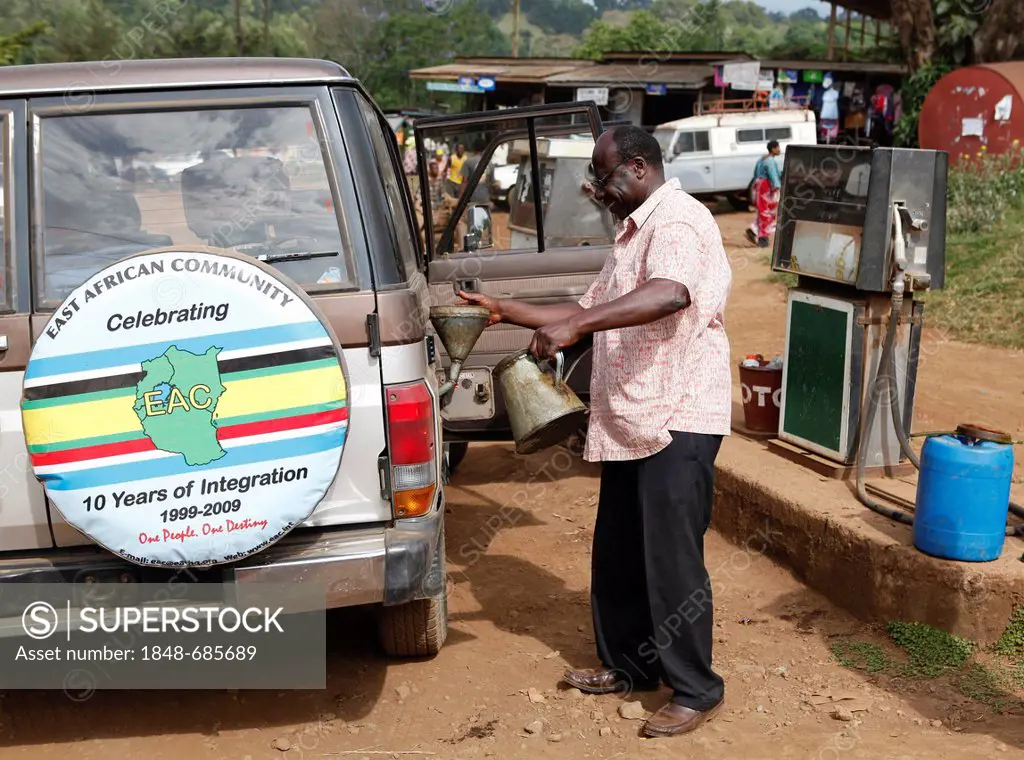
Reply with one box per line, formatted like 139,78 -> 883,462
586,156 -> 637,190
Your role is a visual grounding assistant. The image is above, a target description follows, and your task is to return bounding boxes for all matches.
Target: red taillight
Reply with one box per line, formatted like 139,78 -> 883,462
385,381 -> 437,518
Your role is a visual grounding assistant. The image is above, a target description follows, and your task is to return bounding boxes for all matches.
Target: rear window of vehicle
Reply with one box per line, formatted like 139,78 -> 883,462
37,105 -> 352,306
674,131 -> 710,154
766,126 -> 793,141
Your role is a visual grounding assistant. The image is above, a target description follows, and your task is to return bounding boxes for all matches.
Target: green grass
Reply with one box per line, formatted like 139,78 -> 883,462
952,663 -> 1022,712
765,270 -> 798,288
887,621 -> 975,678
994,606 -> 1024,657
924,209 -> 1024,349
830,620 -> 1024,713
830,640 -> 894,674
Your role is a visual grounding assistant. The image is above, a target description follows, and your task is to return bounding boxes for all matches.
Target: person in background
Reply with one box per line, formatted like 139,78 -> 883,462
446,143 -> 466,197
460,125 -> 732,739
427,158 -> 445,208
745,140 -> 782,248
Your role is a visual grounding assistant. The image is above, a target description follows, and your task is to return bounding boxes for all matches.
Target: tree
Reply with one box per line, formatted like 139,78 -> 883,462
889,0 -> 937,72
973,0 -> 1024,62
29,0 -> 126,62
788,7 -> 821,24
527,0 -> 597,37
0,22 -> 48,64
358,0 -> 509,109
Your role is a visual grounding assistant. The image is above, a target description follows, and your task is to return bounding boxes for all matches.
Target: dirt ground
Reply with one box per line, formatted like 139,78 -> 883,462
1,210 -> 1022,759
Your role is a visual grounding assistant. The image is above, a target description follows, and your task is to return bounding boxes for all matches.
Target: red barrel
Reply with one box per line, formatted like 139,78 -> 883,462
919,62 -> 1024,163
739,363 -> 783,433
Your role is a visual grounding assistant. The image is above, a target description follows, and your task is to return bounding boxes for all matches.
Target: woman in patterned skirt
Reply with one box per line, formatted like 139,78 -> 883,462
745,140 -> 782,248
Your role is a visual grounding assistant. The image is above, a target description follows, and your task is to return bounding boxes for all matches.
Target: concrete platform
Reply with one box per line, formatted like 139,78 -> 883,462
712,435 -> 1024,646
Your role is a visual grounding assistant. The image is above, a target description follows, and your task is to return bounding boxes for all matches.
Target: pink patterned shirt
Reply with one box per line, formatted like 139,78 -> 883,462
578,178 -> 732,462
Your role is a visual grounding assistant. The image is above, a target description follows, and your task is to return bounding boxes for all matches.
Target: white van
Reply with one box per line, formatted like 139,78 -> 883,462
654,109 -> 817,209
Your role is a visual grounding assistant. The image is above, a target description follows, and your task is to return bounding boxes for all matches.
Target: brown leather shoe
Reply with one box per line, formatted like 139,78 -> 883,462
562,668 -> 655,695
641,699 -> 724,737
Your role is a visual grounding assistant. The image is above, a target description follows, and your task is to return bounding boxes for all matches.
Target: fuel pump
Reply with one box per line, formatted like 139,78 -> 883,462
771,145 -> 945,471
771,144 -> 1023,537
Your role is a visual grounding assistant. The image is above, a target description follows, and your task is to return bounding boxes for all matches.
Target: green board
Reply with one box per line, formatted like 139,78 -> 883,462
783,299 -> 849,453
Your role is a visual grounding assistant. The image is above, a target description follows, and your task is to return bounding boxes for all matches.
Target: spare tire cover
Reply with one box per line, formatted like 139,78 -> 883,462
21,247 -> 349,568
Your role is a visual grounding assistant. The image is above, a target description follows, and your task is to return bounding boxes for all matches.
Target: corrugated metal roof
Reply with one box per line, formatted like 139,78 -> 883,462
0,58 -> 352,96
408,60 -> 595,83
762,59 -> 906,75
601,51 -> 754,63
546,63 -> 712,89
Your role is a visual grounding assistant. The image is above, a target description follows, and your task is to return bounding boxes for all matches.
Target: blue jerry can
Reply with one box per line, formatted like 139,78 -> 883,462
913,434 -> 1015,562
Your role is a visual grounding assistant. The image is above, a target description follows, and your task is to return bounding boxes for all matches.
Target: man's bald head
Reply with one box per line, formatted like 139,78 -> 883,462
590,126 -> 666,218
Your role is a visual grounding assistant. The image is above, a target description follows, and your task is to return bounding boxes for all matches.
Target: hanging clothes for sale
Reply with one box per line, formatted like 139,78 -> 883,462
850,83 -> 867,112
821,86 -> 840,121
819,76 -> 840,143
845,111 -> 867,130
871,84 -> 895,138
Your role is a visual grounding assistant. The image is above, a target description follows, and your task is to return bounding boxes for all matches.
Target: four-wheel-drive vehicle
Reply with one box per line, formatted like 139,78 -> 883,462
0,59 -> 615,658
654,106 -> 816,210
0,58 -> 460,657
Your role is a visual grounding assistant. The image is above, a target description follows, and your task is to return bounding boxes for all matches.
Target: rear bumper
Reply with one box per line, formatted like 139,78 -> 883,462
231,506 -> 445,607
0,502 -> 445,628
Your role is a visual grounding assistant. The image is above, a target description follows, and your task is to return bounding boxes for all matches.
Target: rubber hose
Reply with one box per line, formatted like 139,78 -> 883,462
878,308 -> 1024,534
856,300 -> 915,525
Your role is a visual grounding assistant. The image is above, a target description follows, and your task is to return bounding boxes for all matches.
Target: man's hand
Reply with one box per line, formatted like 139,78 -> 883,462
457,290 -> 502,326
529,318 -> 582,361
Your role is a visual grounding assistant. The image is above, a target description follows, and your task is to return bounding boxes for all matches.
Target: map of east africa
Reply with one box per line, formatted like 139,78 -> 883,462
132,346 -> 227,466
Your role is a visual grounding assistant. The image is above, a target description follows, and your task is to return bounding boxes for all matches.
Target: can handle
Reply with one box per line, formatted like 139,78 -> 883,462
554,351 -> 565,385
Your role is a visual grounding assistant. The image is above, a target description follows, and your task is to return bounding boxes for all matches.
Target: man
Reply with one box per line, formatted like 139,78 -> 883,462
446,143 -> 467,198
745,139 -> 782,248
460,126 -> 732,738
426,158 -> 446,208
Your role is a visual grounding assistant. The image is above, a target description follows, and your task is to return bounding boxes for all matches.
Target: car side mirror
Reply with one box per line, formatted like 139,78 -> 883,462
464,205 -> 493,252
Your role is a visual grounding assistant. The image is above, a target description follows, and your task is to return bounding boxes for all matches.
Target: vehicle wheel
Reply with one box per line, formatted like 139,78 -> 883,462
728,188 -> 752,212
378,533 -> 448,658
446,442 -> 469,474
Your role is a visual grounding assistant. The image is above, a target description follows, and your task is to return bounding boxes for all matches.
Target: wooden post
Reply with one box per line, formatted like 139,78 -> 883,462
512,0 -> 521,58
844,9 -> 852,61
875,18 -> 880,46
827,2 -> 837,61
860,12 -> 866,50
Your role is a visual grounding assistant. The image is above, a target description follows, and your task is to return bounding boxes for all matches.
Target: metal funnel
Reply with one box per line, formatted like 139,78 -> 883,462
430,305 -> 490,401
429,305 -> 490,364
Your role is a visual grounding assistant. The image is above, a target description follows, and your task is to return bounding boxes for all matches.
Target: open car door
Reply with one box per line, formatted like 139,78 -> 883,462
412,103 -> 614,441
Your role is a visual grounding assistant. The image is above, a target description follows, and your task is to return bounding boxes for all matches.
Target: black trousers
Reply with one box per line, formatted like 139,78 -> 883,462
591,430 -> 724,710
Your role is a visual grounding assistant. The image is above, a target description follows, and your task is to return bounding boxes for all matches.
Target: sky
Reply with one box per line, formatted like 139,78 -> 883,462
756,0 -> 830,15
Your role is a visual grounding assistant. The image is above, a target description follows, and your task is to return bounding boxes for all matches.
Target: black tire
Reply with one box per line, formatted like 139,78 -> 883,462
728,185 -> 753,212
446,442 -> 469,474
378,533 -> 448,658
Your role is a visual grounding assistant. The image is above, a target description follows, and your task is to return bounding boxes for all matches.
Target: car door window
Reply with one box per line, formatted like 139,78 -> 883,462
0,113 -> 9,311
353,94 -> 420,281
414,109 -> 612,257
674,131 -> 710,154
